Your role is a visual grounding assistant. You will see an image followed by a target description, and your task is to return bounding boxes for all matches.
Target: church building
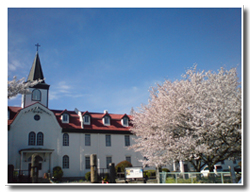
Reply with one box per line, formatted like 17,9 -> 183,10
8,51 -> 142,179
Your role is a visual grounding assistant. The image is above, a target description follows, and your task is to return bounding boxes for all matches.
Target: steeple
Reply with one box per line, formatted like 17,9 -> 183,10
27,52 -> 45,83
22,49 -> 50,108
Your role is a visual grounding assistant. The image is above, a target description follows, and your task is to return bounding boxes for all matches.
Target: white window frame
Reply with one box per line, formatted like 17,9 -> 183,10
61,113 -> 69,123
122,117 -> 129,127
83,115 -> 90,125
103,116 -> 110,126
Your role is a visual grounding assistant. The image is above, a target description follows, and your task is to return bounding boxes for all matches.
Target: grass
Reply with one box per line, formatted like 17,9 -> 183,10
165,175 -> 233,184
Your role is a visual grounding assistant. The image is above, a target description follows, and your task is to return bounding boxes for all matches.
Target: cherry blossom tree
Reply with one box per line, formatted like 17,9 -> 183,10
130,66 -> 241,172
8,76 -> 42,99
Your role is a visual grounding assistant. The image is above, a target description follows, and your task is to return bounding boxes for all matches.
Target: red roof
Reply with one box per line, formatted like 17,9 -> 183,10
8,105 -> 132,133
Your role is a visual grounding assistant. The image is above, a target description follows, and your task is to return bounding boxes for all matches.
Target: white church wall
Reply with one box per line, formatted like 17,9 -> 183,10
8,103 -> 62,173
56,133 -> 143,177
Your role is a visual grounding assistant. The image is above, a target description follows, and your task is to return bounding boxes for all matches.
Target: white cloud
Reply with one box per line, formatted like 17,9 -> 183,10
49,81 -> 84,101
48,91 -> 59,101
57,81 -> 71,93
8,59 -> 23,72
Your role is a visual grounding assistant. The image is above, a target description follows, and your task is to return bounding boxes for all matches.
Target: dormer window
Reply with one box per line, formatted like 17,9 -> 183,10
32,89 -> 41,101
61,113 -> 69,123
83,115 -> 91,125
122,117 -> 129,127
103,116 -> 110,126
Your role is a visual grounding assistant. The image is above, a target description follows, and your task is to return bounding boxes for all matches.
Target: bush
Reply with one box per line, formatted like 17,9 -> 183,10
162,168 -> 170,173
115,160 -> 132,173
53,166 -> 63,181
85,171 -> 91,181
103,173 -> 109,182
144,170 -> 156,178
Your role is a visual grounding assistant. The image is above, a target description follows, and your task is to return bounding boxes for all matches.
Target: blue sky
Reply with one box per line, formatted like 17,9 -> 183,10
8,8 -> 242,114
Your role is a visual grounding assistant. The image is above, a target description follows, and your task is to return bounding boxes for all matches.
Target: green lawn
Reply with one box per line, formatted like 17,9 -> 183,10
165,176 -> 233,184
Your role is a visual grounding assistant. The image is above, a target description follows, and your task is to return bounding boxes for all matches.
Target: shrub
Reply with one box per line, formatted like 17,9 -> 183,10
144,170 -> 156,178
53,166 -> 63,181
115,160 -> 132,173
103,173 -> 109,182
162,168 -> 170,173
85,171 -> 91,181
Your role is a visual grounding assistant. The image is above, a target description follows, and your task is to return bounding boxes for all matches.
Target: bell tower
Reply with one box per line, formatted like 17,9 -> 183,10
22,45 -> 50,108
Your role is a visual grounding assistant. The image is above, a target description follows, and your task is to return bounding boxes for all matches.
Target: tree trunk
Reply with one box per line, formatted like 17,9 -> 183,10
156,166 -> 162,183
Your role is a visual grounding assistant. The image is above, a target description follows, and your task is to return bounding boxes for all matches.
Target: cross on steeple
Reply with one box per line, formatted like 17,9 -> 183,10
35,43 -> 41,52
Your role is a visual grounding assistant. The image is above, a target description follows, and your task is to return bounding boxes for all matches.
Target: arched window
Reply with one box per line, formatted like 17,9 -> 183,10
63,133 -> 69,146
63,155 -> 69,169
28,132 -> 36,145
32,89 -> 41,101
37,132 -> 44,146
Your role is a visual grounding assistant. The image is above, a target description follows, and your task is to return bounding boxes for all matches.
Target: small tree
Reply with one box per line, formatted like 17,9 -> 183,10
52,166 -> 63,181
115,160 -> 132,173
85,171 -> 91,181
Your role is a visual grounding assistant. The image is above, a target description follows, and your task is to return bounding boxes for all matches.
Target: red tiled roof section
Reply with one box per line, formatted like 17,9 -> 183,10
8,105 -> 133,132
52,110 -> 132,131
8,106 -> 22,125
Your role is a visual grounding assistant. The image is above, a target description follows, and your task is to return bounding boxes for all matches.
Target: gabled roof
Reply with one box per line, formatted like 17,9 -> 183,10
8,106 -> 22,126
27,52 -> 45,83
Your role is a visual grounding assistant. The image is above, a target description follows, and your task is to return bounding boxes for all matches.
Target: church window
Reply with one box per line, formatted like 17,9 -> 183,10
106,156 -> 112,169
103,116 -> 110,126
125,135 -> 130,146
122,117 -> 129,127
84,115 -> 90,125
85,134 -> 91,146
28,132 -> 36,145
126,156 -> 131,163
85,156 -> 90,169
37,132 -> 44,145
106,135 -> 111,146
63,133 -> 69,146
63,155 -> 69,169
62,113 -> 69,123
34,114 -> 40,121
32,89 -> 41,101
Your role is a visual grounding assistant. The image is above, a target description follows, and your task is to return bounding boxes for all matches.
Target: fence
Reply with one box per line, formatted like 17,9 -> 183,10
12,169 -> 31,183
116,172 -> 125,180
98,168 -> 109,180
159,172 -> 241,184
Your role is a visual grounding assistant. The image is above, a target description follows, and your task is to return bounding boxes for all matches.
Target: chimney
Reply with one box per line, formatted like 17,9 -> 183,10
75,108 -> 83,129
